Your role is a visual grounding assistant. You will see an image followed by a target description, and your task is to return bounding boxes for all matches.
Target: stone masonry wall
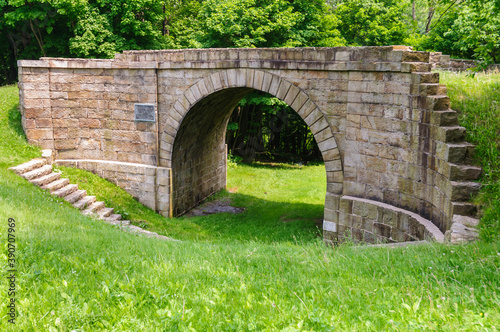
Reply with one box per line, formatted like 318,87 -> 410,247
18,46 -> 482,243
171,89 -> 240,215
337,196 -> 444,243
19,61 -> 158,164
430,52 -> 500,72
55,159 -> 171,214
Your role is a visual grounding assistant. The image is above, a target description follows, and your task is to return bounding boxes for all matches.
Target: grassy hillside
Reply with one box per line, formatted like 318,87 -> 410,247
56,161 -> 326,244
0,84 -> 499,330
441,70 -> 500,241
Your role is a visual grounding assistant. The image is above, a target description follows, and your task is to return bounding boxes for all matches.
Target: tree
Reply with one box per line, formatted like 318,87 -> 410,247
226,92 -> 321,163
0,0 -> 201,85
333,0 -> 409,46
466,0 -> 500,64
415,0 -> 500,63
197,0 -> 344,48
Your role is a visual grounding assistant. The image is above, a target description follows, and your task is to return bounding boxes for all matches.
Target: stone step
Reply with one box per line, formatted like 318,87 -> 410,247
104,214 -> 122,222
449,164 -> 482,181
83,201 -> 105,215
73,196 -> 96,210
445,215 -> 480,243
414,72 -> 440,84
452,214 -> 480,228
9,158 -> 46,175
42,178 -> 70,192
419,83 -> 447,96
21,164 -> 53,181
52,184 -> 78,198
431,110 -> 458,126
419,95 -> 450,111
97,207 -> 114,219
449,181 -> 482,201
30,172 -> 61,186
437,126 -> 466,143
107,219 -> 130,226
446,143 -> 475,164
63,190 -> 87,204
452,202 -> 478,217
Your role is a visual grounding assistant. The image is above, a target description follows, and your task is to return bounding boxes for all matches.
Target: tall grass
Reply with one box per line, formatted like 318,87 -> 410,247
441,70 -> 500,241
0,85 -> 499,330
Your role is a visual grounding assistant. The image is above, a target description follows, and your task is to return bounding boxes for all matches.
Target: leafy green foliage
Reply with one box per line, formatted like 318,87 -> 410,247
466,0 -> 500,64
415,1 -> 500,63
2,0 -> 500,86
335,0 -> 409,46
197,0 -> 340,48
69,8 -> 118,58
227,92 -> 322,163
0,0 -> 201,85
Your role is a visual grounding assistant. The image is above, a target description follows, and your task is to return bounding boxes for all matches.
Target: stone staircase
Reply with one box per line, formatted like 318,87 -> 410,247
9,158 -> 129,226
10,155 -> 177,241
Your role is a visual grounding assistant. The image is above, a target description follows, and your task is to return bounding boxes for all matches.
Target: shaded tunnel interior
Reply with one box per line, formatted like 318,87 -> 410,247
172,88 -> 254,216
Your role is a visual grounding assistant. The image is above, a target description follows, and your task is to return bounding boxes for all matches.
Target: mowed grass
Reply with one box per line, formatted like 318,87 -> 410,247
0,85 -> 499,330
440,70 -> 500,241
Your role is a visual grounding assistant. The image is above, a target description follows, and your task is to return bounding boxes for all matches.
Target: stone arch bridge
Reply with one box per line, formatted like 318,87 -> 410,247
18,46 -> 481,243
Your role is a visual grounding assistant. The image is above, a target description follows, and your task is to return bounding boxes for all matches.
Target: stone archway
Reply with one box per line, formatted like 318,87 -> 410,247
163,69 -> 343,216
19,47 -> 482,243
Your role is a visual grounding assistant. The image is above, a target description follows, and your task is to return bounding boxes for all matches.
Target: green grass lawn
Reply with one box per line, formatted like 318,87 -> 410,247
56,161 -> 326,244
0,83 -> 499,331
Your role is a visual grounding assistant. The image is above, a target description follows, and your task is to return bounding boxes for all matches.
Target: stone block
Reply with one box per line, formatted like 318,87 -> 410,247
262,72 -> 274,92
276,80 -> 291,100
252,70 -> 265,91
317,138 -> 338,153
344,181 -> 366,196
297,99 -> 317,119
352,200 -> 378,220
448,181 -> 482,201
309,116 -> 330,134
323,230 -> 338,245
284,85 -> 301,106
325,159 -> 342,172
327,183 -> 343,195
28,128 -> 53,140
339,211 -> 349,226
373,222 -> 392,238
363,231 -> 376,243
379,207 -> 398,227
339,198 -> 353,214
323,221 -> 337,233
325,193 -> 340,210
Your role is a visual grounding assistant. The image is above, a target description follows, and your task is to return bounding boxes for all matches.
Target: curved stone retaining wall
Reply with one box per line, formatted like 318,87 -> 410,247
336,196 -> 444,243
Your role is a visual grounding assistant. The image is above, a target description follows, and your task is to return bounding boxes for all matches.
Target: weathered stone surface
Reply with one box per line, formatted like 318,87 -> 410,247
445,215 -> 480,243
338,196 -> 445,244
18,47 -> 482,245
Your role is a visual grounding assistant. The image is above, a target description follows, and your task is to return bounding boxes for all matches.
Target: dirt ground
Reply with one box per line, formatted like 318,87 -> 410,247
183,197 -> 245,217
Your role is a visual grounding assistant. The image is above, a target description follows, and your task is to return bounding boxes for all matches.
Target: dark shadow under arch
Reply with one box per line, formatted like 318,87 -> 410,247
168,69 -> 343,216
172,88 -> 252,215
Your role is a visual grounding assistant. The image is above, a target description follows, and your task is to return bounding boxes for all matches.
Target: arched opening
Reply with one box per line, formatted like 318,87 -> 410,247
172,87 -> 251,216
167,69 -> 343,240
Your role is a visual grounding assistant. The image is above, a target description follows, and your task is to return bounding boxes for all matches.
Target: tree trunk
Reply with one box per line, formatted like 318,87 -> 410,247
425,7 -> 435,33
412,0 -> 416,22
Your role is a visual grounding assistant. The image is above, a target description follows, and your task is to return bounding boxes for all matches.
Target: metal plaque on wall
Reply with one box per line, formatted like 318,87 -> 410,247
134,104 -> 156,122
